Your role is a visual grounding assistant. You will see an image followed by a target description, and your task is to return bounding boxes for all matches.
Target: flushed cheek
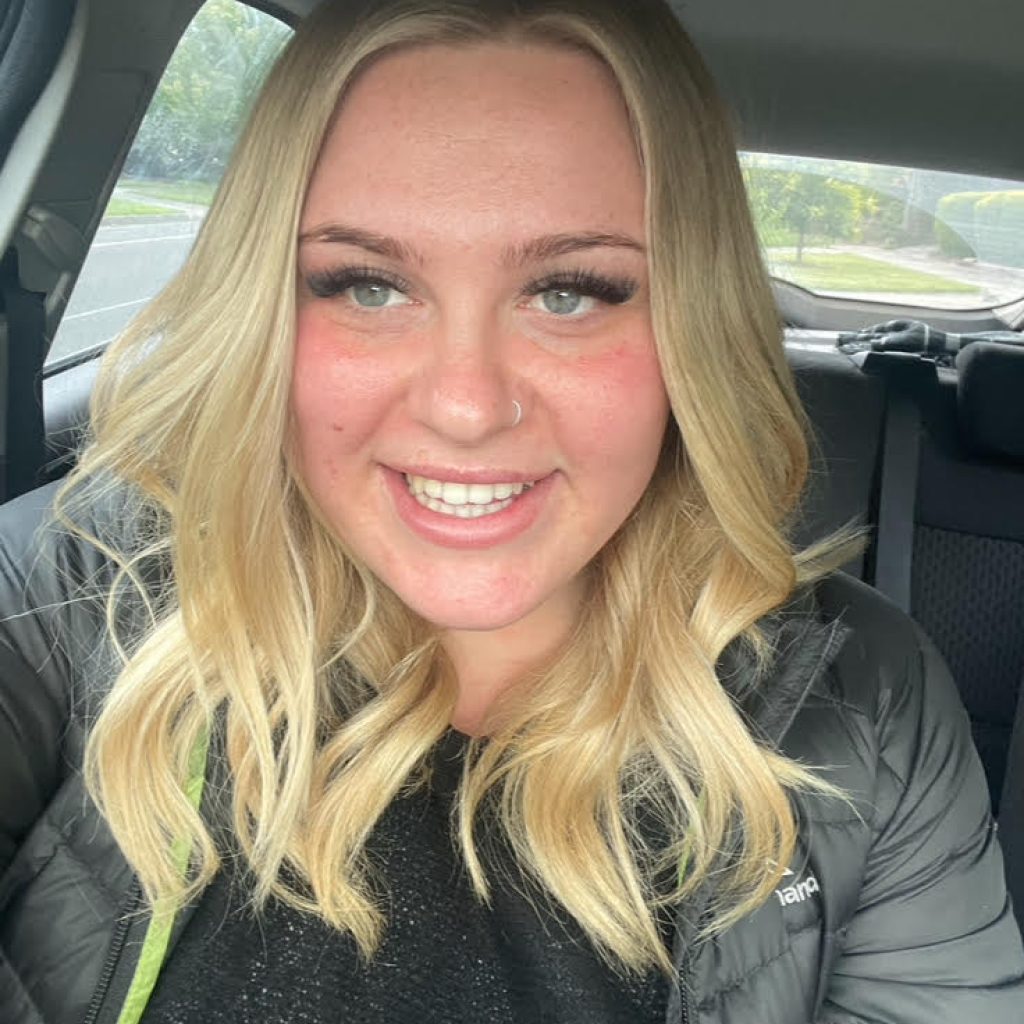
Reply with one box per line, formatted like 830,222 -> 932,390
291,308 -> 404,444
553,342 -> 670,463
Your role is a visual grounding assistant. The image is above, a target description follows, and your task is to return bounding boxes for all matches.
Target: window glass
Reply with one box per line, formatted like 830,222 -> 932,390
741,152 -> 1024,311
48,0 -> 292,368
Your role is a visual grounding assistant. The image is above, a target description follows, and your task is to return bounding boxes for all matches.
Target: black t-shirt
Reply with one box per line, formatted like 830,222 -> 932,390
143,729 -> 670,1023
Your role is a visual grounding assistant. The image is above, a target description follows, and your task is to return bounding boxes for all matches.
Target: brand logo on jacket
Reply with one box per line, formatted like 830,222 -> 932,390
774,867 -> 820,907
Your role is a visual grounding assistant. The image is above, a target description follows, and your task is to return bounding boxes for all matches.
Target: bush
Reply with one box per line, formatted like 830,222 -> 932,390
973,192 -> 1024,268
935,192 -> 986,258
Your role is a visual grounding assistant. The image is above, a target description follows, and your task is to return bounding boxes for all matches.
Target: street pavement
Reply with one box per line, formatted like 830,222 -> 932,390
48,215 -> 203,365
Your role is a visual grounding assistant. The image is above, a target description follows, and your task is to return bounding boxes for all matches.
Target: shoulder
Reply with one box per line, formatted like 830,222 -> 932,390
793,583 -> 1024,1016
0,476 -> 147,728
809,572 -> 967,752
0,478 -> 114,655
0,478 -> 155,867
789,573 -> 984,838
0,479 -> 76,672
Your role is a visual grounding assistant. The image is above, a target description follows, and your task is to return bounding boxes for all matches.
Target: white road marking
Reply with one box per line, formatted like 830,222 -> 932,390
93,233 -> 196,249
62,295 -> 155,321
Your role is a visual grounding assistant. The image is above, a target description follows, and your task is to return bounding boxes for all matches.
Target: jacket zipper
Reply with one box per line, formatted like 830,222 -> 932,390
81,880 -> 141,1024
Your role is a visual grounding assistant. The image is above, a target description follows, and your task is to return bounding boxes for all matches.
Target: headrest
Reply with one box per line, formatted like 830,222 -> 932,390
956,342 -> 1024,462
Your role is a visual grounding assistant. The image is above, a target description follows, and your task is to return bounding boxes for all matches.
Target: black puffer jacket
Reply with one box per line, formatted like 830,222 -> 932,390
1,482 -> 1022,1024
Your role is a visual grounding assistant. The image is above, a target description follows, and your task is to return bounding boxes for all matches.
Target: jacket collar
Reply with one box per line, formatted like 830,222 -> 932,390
719,586 -> 850,747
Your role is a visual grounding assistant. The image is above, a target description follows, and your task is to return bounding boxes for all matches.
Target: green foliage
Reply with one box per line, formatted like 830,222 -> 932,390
935,192 -> 986,258
123,0 -> 291,184
973,192 -> 1024,269
742,167 -> 910,258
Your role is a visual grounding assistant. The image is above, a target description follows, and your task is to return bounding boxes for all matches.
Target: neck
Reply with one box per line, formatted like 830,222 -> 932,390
443,582 -> 582,736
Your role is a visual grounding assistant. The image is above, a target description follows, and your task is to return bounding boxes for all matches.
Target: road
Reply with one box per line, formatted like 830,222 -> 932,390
48,216 -> 203,365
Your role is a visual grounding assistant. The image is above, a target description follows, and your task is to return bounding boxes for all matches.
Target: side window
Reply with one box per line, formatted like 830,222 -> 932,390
47,0 -> 292,369
740,151 -> 1024,312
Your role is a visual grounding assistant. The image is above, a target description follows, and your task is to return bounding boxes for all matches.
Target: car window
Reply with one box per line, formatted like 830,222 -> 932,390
741,152 -> 1024,311
47,0 -> 292,370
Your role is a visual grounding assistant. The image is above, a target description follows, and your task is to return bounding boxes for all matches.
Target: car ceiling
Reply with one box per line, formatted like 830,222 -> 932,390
272,0 -> 1024,182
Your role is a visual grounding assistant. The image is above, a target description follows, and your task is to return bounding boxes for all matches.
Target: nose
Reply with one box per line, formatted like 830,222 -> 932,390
408,315 -> 520,445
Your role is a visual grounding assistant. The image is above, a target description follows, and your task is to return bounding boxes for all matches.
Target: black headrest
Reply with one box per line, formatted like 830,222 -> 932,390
956,342 -> 1024,462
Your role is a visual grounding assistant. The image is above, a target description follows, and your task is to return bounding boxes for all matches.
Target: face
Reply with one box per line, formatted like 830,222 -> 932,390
291,41 -> 670,640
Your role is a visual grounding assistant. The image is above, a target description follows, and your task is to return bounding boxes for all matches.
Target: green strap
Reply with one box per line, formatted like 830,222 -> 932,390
115,728 -> 210,1024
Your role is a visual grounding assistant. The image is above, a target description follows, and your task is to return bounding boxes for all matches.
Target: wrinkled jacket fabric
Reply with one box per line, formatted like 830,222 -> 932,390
0,482 -> 1022,1024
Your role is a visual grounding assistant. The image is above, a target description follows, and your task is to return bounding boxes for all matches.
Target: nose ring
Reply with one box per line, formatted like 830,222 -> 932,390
511,400 -> 523,428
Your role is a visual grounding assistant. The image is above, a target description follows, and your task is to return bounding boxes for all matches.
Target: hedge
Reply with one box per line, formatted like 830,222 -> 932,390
973,192 -> 1024,269
935,192 -> 985,258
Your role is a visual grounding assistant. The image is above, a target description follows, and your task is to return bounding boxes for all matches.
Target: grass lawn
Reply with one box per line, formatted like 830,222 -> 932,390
119,178 -> 217,206
104,196 -> 180,218
766,251 -> 979,295
758,229 -> 831,249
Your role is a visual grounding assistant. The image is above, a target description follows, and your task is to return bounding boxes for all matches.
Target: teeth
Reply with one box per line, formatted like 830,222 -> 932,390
441,481 -> 468,504
404,473 -> 535,518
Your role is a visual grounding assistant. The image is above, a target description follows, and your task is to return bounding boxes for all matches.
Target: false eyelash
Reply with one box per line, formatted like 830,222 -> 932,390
305,265 -> 411,299
525,270 -> 638,305
304,265 -> 639,306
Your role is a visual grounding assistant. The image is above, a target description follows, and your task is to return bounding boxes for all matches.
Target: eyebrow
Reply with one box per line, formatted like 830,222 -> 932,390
298,224 -> 645,266
298,224 -> 421,265
504,231 -> 646,265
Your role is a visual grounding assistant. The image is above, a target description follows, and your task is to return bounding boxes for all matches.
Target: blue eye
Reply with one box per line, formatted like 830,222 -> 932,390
306,266 -> 412,308
539,289 -> 591,316
526,272 -> 637,317
351,282 -> 402,308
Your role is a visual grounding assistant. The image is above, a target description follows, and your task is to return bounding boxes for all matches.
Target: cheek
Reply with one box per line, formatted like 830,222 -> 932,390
290,308 -> 401,443
557,341 -> 670,469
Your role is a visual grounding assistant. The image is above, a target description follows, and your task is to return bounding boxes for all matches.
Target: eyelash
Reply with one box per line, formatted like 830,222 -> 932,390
306,265 -> 410,299
304,265 -> 638,308
524,270 -> 637,307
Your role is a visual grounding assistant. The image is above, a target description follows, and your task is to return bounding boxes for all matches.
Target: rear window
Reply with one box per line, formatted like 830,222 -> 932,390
740,152 -> 1024,311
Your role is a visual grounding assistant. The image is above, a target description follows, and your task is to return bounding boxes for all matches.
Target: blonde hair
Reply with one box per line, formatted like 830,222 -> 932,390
59,0 -> 851,979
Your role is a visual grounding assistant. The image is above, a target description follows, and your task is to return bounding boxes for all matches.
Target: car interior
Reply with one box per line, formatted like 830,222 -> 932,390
1,0 -> 1022,942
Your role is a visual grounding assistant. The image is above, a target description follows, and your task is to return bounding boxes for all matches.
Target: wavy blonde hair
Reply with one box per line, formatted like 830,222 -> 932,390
58,0 -> 850,979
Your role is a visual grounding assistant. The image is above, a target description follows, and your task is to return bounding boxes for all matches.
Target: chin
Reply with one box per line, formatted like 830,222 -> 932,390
397,588 -> 542,634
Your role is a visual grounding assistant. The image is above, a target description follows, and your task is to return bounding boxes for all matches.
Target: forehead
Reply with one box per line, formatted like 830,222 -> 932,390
301,41 -> 645,238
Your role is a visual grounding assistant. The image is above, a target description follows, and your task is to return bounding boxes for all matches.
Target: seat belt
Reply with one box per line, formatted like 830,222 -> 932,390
0,246 -> 48,501
999,678 -> 1024,929
872,381 -> 921,613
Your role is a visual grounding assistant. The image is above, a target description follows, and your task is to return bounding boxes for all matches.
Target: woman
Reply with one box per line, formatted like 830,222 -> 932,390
0,0 -> 1021,1021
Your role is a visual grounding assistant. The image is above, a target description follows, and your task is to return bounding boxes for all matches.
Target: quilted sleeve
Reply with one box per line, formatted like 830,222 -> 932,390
819,626 -> 1024,1022
0,482 -> 76,875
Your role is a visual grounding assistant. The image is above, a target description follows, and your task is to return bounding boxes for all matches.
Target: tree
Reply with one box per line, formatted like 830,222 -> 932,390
743,166 -> 858,260
778,174 -> 857,261
124,0 -> 291,183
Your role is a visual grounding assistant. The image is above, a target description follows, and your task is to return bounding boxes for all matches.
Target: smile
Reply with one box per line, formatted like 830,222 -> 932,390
404,474 -> 535,518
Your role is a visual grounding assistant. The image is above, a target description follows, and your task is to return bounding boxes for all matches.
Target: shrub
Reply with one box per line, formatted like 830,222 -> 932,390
973,192 -> 1024,269
935,192 -> 986,258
